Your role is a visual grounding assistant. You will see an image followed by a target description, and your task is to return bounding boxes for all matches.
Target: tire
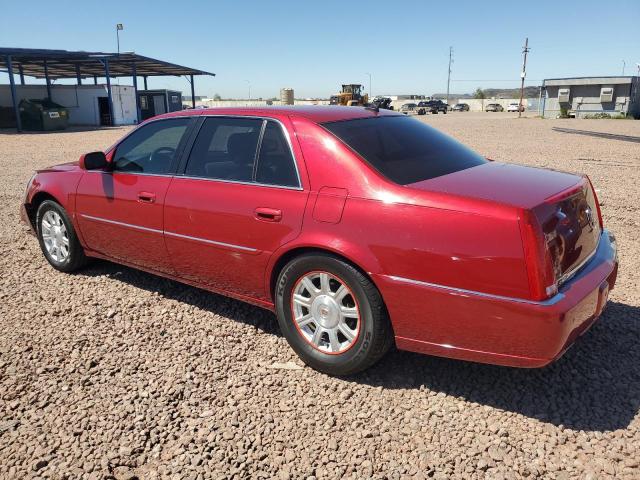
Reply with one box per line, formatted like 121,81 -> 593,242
275,253 -> 393,376
36,200 -> 88,272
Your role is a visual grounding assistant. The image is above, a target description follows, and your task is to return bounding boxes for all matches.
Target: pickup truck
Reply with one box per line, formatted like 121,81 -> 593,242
416,100 -> 448,115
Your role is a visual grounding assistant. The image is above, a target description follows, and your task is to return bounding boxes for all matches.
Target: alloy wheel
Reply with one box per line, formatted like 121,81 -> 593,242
291,271 -> 360,354
41,210 -> 69,262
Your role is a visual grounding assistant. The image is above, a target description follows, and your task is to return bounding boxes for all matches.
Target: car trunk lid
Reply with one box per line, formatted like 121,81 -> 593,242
410,161 -> 602,292
410,162 -> 584,210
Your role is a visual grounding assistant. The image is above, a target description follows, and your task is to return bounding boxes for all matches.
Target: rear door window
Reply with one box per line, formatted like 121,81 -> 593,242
323,115 -> 487,184
185,117 -> 263,182
255,121 -> 299,187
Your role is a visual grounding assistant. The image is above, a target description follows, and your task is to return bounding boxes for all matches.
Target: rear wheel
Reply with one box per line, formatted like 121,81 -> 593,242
275,253 -> 392,376
36,200 -> 88,272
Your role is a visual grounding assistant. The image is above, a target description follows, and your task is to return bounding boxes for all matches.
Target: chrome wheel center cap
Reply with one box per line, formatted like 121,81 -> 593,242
53,227 -> 63,244
311,295 -> 339,329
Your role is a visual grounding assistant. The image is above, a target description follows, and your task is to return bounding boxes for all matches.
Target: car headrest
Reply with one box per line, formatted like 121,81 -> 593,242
261,137 -> 279,154
227,132 -> 256,162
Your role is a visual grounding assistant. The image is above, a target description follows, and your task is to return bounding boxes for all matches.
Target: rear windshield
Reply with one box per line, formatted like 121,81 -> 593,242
323,115 -> 487,184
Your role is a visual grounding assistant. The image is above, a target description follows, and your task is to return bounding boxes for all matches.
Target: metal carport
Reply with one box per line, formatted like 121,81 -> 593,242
0,48 -> 215,131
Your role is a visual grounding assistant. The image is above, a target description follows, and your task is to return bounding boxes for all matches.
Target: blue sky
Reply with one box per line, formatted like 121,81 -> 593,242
2,0 -> 639,98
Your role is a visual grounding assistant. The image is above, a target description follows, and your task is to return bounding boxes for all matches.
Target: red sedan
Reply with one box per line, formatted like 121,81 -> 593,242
21,107 -> 618,375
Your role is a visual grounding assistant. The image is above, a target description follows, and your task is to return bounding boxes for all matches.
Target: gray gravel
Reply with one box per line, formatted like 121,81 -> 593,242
1,114 -> 638,479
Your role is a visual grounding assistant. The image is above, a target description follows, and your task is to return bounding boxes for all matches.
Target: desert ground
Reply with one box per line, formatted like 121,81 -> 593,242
0,112 -> 638,479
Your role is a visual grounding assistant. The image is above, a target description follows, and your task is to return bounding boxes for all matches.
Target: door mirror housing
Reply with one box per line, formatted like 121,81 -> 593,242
80,151 -> 109,170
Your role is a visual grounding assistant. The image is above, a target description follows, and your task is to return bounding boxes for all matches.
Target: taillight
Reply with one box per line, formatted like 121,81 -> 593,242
519,209 -> 558,301
585,175 -> 603,230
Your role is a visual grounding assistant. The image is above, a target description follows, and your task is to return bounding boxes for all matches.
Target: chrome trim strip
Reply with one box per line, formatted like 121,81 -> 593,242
80,214 -> 257,253
86,169 -> 303,190
163,231 -> 257,253
85,171 -> 174,178
383,275 -> 565,306
79,214 -> 163,234
172,174 -> 304,191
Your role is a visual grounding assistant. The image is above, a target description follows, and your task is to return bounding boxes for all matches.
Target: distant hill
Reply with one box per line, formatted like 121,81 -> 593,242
433,86 -> 540,99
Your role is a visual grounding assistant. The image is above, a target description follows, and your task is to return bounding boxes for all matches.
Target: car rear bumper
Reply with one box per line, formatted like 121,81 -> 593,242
375,230 -> 618,367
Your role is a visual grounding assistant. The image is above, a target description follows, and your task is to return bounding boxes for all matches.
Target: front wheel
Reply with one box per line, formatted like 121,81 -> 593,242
275,254 -> 393,376
36,200 -> 88,272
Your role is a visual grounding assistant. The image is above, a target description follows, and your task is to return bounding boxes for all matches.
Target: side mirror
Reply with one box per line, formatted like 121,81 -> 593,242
80,151 -> 108,170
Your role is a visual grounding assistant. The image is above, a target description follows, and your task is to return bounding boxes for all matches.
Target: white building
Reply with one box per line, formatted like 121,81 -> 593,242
0,84 -> 137,126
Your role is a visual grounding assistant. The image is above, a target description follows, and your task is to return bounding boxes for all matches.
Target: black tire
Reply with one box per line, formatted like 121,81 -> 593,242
36,200 -> 88,272
275,253 -> 393,376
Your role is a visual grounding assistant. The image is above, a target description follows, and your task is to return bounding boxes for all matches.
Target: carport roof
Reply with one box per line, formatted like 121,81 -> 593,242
543,76 -> 636,87
0,47 -> 216,79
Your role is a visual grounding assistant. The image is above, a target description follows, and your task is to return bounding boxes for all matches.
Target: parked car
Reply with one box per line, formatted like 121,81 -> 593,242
21,107 -> 618,376
416,100 -> 448,115
368,96 -> 394,110
452,103 -> 470,112
400,103 -> 417,114
485,103 -> 504,112
507,102 -> 525,112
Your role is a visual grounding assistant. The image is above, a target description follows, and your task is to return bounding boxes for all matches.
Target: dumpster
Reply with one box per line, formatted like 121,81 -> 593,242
0,106 -> 17,128
19,99 -> 69,131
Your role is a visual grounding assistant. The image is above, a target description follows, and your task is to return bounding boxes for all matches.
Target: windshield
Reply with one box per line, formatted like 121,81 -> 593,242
323,116 -> 487,184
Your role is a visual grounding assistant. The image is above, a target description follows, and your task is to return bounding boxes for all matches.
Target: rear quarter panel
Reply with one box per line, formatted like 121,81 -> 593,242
271,116 -> 531,342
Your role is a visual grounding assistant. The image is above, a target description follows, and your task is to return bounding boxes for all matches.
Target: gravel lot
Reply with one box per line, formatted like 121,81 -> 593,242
1,113 -> 639,479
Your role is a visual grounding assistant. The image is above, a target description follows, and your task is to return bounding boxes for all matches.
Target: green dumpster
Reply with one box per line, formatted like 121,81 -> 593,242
19,99 -> 69,131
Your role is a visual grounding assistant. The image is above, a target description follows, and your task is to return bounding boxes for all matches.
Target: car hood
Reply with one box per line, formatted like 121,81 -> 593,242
37,161 -> 81,174
408,161 -> 583,210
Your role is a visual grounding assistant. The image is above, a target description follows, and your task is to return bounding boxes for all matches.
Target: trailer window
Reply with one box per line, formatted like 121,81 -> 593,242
323,116 -> 486,184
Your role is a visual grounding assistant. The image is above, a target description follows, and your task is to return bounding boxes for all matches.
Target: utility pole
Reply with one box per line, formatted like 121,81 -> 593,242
622,60 -> 626,76
446,46 -> 453,106
518,37 -> 530,118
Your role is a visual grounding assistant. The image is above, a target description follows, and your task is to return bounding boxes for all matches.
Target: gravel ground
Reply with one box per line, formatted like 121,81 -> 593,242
0,114 -> 638,479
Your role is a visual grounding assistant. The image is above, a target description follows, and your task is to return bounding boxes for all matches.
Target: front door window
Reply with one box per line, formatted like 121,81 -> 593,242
113,117 -> 191,174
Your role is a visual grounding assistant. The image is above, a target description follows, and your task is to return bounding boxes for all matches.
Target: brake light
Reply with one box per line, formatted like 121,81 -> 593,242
519,209 -> 558,301
585,175 -> 603,230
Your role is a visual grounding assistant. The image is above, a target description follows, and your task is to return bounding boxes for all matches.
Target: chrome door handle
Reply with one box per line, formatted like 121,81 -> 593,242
254,207 -> 282,222
138,192 -> 156,203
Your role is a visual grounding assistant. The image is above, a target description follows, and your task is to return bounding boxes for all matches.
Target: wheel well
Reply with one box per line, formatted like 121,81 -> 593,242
26,192 -> 60,229
269,247 -> 377,302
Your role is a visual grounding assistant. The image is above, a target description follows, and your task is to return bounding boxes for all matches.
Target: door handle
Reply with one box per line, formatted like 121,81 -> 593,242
254,207 -> 282,222
137,191 -> 156,203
